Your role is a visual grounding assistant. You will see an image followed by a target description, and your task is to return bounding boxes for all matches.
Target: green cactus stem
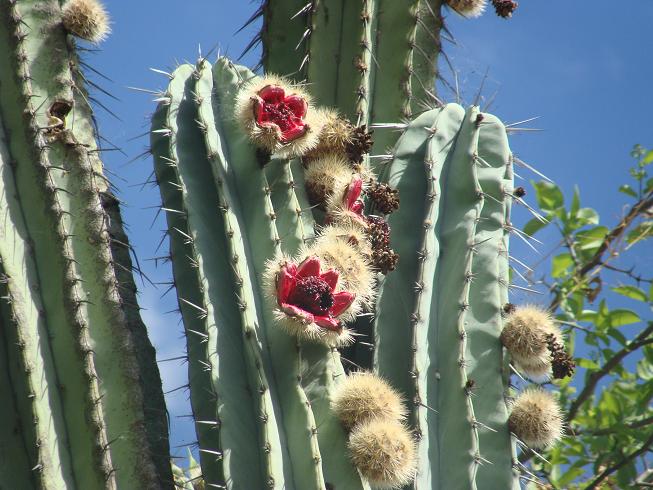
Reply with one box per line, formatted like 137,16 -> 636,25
0,1 -> 170,488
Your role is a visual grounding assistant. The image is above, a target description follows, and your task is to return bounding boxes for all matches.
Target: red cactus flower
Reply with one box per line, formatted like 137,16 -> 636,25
253,85 -> 308,143
276,256 -> 355,332
344,176 -> 365,216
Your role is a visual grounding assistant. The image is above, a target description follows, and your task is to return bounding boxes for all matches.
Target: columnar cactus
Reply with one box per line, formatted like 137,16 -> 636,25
148,49 -> 558,487
0,1 -> 171,488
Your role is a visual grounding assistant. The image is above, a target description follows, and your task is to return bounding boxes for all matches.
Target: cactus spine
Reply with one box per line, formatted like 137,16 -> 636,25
0,1 -> 170,488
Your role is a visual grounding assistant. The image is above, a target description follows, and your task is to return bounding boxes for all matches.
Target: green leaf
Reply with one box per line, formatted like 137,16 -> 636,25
570,186 -> 581,216
626,221 -> 653,244
619,184 -> 638,198
552,253 -> 574,278
523,216 -> 550,237
611,285 -> 648,302
576,226 -> 609,251
533,181 -> 564,213
607,328 -> 627,347
576,207 -> 599,227
636,359 -> 653,381
643,149 -> 653,165
577,358 -> 600,370
608,309 -> 640,327
645,177 -> 653,193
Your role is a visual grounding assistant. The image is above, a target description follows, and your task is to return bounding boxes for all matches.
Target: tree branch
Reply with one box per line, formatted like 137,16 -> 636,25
550,190 -> 653,310
583,430 -> 653,490
571,415 -> 653,436
567,322 -> 653,422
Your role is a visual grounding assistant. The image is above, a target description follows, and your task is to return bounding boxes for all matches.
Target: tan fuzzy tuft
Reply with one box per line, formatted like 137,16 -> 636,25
304,154 -> 355,208
304,108 -> 354,160
262,254 -> 355,347
332,372 -> 407,430
508,389 -> 563,449
303,225 -> 375,313
500,305 -> 562,378
234,76 -> 325,157
446,0 -> 487,17
61,0 -> 111,43
348,419 -> 416,489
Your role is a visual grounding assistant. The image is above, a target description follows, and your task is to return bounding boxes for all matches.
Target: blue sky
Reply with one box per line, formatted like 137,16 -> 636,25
89,1 -> 653,458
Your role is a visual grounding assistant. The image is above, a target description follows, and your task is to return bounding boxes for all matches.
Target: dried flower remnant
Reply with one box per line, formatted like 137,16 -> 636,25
305,109 -> 373,166
366,216 -> 399,274
366,181 -> 400,215
546,334 -> 575,379
492,0 -> 518,18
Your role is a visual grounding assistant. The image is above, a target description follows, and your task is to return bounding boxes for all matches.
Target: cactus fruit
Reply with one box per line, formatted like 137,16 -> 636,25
348,418 -> 417,489
500,305 -> 563,378
305,154 -> 357,207
332,372 -> 407,430
61,0 -> 111,43
508,389 -> 563,449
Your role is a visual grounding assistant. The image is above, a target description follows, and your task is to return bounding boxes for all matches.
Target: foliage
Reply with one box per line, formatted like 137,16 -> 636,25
522,145 -> 653,489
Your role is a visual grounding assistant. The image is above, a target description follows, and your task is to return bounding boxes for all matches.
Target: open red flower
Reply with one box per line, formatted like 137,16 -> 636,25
253,85 -> 308,143
276,256 -> 355,332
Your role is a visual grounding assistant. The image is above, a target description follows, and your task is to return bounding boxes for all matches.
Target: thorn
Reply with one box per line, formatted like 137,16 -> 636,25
149,68 -> 173,79
370,123 -> 409,130
505,116 -> 541,128
513,156 -> 555,184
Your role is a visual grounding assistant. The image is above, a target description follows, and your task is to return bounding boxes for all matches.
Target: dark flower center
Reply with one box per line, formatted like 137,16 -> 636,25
261,102 -> 300,133
288,276 -> 334,316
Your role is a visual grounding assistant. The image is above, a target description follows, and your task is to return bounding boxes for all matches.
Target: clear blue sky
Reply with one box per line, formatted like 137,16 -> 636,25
90,1 -> 653,459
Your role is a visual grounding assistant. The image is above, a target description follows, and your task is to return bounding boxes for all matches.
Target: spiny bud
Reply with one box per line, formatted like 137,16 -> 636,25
304,154 -> 355,208
445,0 -> 487,18
332,372 -> 407,430
500,305 -> 563,378
304,109 -> 373,165
509,389 -> 563,449
303,225 -> 375,314
348,419 -> 416,489
61,0 -> 111,44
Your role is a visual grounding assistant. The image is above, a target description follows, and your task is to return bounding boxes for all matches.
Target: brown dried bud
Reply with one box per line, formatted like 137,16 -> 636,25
492,0 -> 518,18
366,181 -> 400,215
513,186 -> 526,198
546,334 -> 575,379
365,216 -> 399,274
345,125 -> 374,165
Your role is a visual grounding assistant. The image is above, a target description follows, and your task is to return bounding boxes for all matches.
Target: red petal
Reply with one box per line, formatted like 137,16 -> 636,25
350,200 -> 364,215
345,177 -> 363,210
284,95 -> 308,118
320,269 -> 339,291
314,315 -> 342,332
330,292 -> 355,316
258,85 -> 285,104
281,303 -> 314,323
296,256 -> 321,279
253,97 -> 267,124
276,266 -> 296,304
280,123 -> 307,143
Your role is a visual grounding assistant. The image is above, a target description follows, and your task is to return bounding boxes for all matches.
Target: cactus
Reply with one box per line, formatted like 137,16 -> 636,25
147,44 -> 552,487
0,1 -> 171,488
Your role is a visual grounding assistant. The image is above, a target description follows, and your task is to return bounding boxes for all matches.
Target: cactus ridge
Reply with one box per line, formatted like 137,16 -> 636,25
0,1 -> 171,488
